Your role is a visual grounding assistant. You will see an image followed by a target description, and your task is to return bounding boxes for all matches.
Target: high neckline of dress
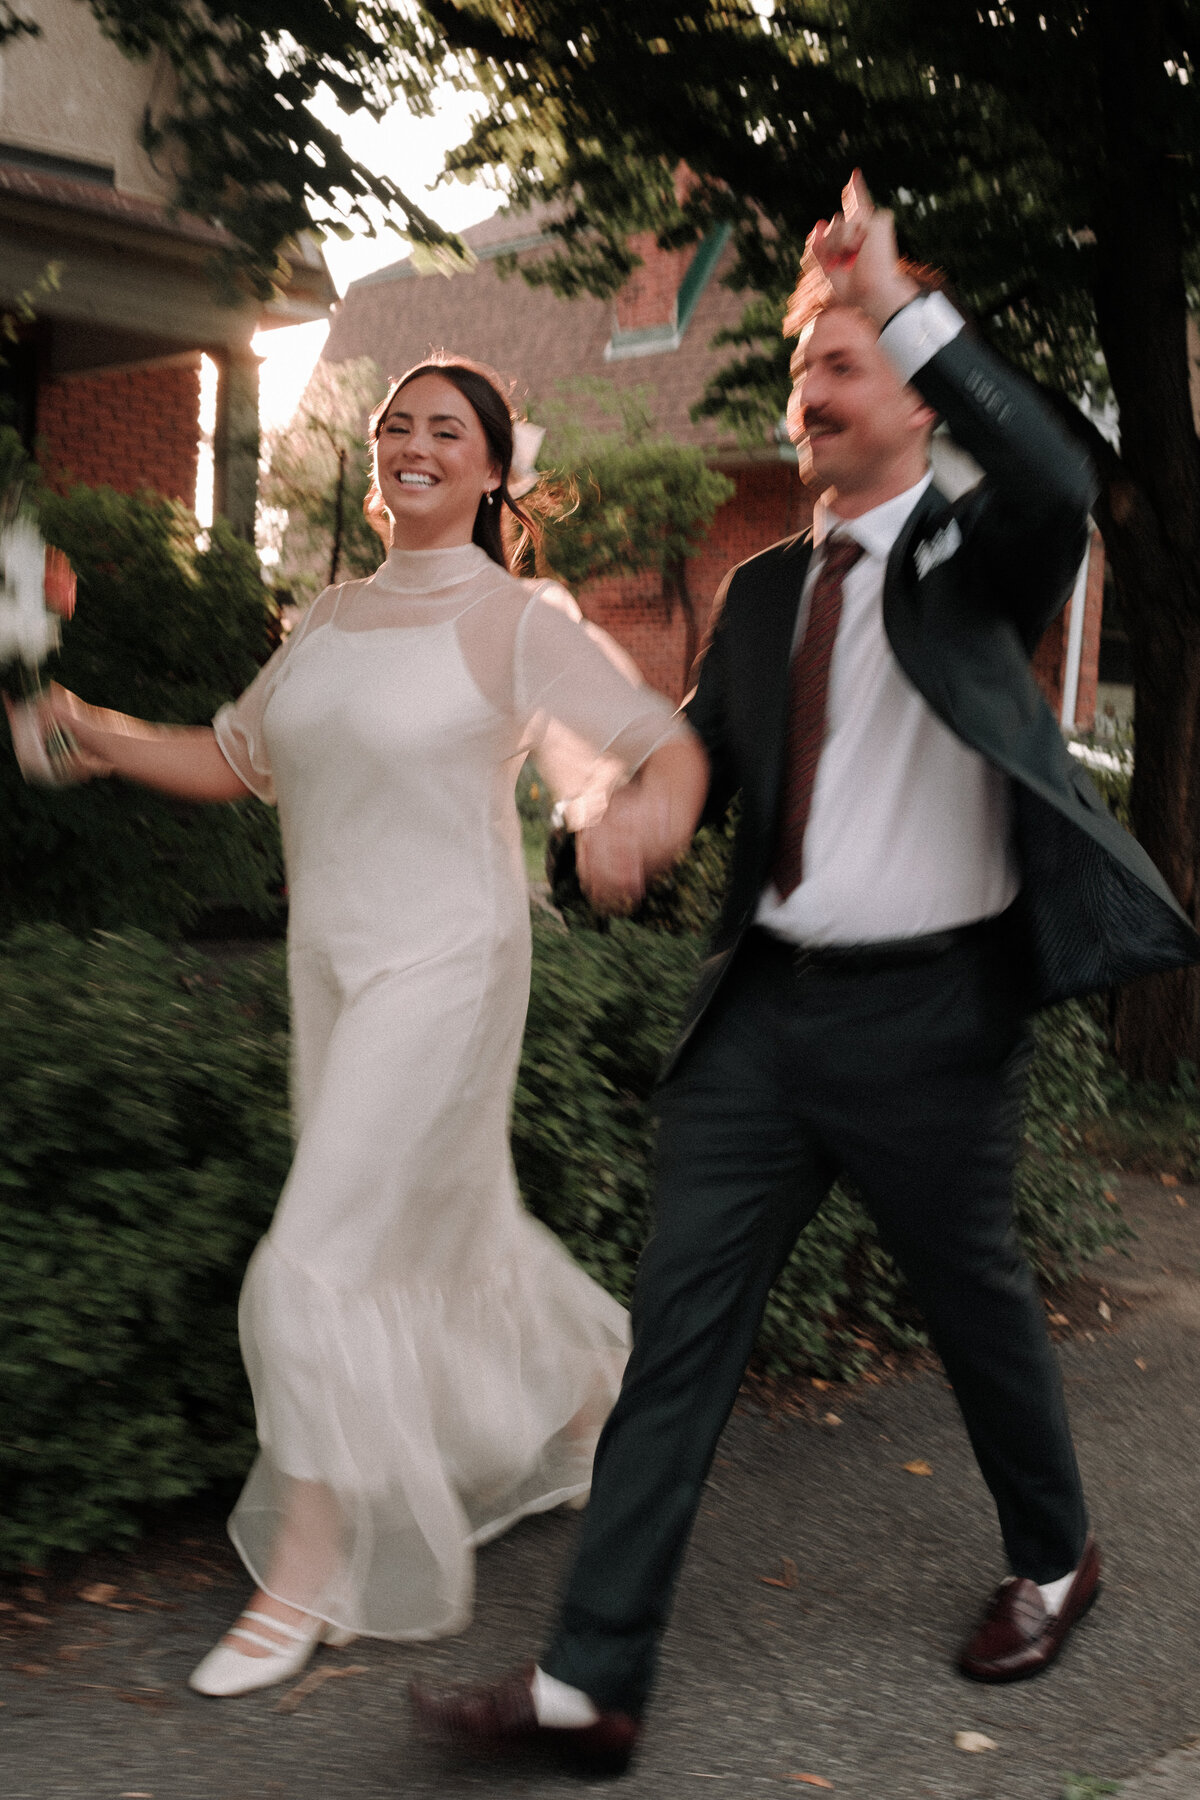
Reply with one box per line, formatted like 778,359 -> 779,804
371,542 -> 494,594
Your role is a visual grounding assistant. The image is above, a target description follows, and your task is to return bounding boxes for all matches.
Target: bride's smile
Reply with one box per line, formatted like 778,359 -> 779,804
375,371 -> 500,550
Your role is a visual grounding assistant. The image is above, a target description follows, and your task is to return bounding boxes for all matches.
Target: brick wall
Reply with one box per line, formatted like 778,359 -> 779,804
577,566 -> 687,700
1031,612 -> 1066,720
37,359 -> 202,506
1030,532 -> 1104,731
575,463 -> 810,701
1072,531 -> 1104,732
614,231 -> 693,334
574,465 -> 1104,732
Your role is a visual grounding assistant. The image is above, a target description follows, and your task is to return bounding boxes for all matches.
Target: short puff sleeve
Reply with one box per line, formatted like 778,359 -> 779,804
515,583 -> 687,830
211,638 -> 292,803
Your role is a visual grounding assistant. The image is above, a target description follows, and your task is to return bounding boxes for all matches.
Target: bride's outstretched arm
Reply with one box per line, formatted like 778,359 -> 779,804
13,683 -> 253,802
575,731 -> 709,915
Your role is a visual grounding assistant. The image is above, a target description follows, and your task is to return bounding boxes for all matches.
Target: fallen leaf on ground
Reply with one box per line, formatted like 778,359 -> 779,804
822,1412 -> 842,1427
784,1776 -> 834,1788
760,1557 -> 798,1590
274,1662 -> 368,1713
12,1662 -> 50,1675
116,1689 -> 169,1710
811,1378 -> 830,1390
954,1731 -> 997,1753
1160,1172 -> 1179,1186
79,1583 -> 118,1605
1097,1301 -> 1112,1322
1178,1195 -> 1189,1207
1103,1188 -> 1118,1205
1047,1311 -> 1069,1326
1135,1358 -> 1148,1371
903,1460 -> 933,1477
17,1613 -> 50,1626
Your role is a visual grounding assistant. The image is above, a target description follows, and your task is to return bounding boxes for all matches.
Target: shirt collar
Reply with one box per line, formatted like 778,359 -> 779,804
813,472 -> 933,562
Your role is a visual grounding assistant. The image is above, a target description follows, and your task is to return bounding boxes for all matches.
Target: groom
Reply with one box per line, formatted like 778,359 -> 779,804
411,174 -> 1200,1774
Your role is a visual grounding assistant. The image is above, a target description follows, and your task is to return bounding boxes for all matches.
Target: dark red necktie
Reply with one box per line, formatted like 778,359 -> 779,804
770,535 -> 863,900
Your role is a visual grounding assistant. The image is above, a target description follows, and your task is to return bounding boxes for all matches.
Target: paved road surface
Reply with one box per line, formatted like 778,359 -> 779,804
2,1176 -> 1197,1800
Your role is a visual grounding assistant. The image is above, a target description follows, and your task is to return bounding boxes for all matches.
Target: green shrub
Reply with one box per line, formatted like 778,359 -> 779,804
0,927 -> 289,1566
0,484 -> 284,937
548,812 -> 734,938
514,924 -> 1121,1378
1092,1056 -> 1200,1181
1017,1000 -> 1131,1276
0,921 -> 1121,1565
1068,730 -> 1132,828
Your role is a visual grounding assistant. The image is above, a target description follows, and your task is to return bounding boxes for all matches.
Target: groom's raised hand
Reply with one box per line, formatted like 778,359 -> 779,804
804,170 -> 920,328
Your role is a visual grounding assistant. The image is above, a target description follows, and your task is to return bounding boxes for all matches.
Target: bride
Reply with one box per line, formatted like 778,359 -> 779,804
22,355 -> 707,1696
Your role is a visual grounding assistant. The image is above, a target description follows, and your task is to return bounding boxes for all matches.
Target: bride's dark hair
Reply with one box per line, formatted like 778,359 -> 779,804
364,355 -> 542,572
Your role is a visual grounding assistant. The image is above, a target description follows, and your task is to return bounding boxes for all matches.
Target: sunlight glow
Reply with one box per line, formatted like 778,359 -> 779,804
196,354 -> 218,529
253,319 -> 330,433
248,85 -> 501,439
309,80 -> 500,295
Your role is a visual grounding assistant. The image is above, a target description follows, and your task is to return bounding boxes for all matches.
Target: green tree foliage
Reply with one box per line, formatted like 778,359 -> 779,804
0,0 -> 33,47
1,262 -> 61,356
536,378 -> 735,588
534,379 -> 734,689
64,0 -> 464,296
261,356 -> 385,603
0,462 -> 283,935
418,0 -> 1200,1080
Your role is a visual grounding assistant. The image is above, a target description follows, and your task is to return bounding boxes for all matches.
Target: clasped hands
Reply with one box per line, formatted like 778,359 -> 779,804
574,734 -> 708,916
573,780 -> 682,917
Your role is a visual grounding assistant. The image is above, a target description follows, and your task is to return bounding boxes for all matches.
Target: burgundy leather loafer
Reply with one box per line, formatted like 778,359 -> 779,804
409,1663 -> 641,1778
958,1535 -> 1101,1682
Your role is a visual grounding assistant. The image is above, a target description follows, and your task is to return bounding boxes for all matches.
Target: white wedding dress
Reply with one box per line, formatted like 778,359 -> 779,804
211,542 -> 682,1640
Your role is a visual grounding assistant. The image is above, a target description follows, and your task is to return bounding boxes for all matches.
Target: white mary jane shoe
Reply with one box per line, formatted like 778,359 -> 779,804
188,1608 -> 357,1698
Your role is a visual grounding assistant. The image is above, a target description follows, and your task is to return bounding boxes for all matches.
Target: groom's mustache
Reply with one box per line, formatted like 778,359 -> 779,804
799,406 -> 844,438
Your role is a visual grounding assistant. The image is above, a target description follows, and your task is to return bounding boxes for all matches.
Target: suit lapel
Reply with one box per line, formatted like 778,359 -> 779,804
739,536 -> 813,824
881,484 -> 957,708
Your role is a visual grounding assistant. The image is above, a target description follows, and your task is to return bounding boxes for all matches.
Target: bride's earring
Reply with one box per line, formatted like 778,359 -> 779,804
485,490 -> 496,507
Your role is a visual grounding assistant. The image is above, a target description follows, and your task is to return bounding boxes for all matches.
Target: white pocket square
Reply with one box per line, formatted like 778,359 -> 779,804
913,519 -> 962,579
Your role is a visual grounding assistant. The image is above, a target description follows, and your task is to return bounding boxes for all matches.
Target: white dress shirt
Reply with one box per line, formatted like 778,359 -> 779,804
756,302 -> 1020,945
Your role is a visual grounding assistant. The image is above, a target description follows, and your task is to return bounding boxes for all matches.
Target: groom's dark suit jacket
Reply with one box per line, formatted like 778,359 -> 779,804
672,327 -> 1200,1074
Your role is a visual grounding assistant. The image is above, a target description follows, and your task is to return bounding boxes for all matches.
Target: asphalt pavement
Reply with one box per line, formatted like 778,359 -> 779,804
2,1173 -> 1198,1800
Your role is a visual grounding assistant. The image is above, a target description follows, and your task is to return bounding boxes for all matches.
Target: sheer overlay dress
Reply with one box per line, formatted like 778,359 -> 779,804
212,542 -> 682,1640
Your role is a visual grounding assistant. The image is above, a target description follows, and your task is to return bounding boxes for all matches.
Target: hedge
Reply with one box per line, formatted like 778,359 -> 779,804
0,920 -> 1122,1567
0,475 -> 284,938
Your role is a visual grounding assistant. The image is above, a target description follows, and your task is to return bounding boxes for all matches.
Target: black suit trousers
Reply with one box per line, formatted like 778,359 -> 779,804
541,919 -> 1089,1717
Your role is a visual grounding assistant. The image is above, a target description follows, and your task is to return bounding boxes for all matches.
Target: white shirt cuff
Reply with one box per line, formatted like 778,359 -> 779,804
878,290 -> 964,384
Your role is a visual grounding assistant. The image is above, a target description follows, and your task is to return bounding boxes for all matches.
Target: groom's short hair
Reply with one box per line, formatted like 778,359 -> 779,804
784,255 -> 952,352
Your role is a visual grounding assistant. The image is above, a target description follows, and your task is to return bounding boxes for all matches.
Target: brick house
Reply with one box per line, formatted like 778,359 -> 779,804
0,0 -> 335,535
323,201 -> 1102,721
